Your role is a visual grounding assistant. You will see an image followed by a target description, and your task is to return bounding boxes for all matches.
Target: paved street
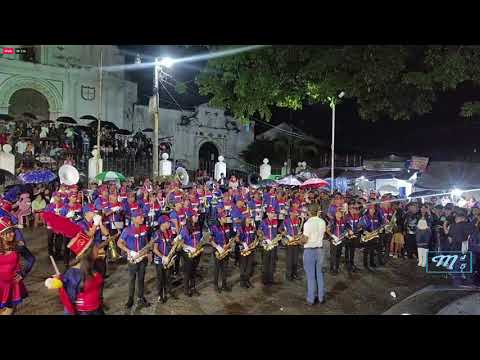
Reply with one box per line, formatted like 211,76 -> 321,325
18,227 -> 448,315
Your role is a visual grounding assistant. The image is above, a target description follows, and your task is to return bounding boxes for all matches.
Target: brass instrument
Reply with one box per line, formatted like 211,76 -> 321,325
283,217 -> 305,246
107,233 -> 121,262
187,234 -> 211,259
128,241 -> 155,264
262,233 -> 284,251
360,228 -> 382,243
383,212 -> 397,234
240,232 -> 261,257
164,235 -> 184,269
211,237 -> 236,261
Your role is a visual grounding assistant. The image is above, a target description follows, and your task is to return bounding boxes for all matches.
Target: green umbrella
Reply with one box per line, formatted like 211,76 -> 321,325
95,171 -> 126,183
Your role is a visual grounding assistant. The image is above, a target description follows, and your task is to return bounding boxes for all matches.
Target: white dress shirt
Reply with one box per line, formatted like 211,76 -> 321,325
303,216 -> 326,248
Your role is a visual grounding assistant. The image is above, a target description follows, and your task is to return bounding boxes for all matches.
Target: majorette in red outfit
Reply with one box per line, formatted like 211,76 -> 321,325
43,213 -> 104,315
0,217 -> 28,315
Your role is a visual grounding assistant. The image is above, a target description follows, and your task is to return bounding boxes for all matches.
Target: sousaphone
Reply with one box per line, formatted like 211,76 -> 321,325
175,167 -> 190,187
58,164 -> 79,186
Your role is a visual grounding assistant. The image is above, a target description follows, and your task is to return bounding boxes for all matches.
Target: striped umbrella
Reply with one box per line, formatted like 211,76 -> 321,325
95,171 -> 126,183
300,178 -> 329,189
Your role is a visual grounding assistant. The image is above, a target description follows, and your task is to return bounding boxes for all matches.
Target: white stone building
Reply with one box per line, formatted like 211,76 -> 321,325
0,45 -> 254,173
133,103 -> 254,173
0,45 -> 137,128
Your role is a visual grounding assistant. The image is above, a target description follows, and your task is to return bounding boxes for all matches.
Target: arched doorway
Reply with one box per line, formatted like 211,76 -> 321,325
8,89 -> 49,121
198,142 -> 219,177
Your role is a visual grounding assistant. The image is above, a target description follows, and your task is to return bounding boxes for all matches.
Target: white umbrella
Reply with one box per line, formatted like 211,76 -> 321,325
300,178 -> 329,189
276,175 -> 302,186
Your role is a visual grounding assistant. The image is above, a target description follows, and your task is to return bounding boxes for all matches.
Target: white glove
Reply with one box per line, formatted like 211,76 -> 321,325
162,256 -> 168,265
129,250 -> 138,259
242,242 -> 249,250
66,211 -> 75,218
93,215 -> 102,226
185,245 -> 195,253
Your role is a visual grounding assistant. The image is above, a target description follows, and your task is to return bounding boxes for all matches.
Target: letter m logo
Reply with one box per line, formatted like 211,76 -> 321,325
431,254 -> 458,270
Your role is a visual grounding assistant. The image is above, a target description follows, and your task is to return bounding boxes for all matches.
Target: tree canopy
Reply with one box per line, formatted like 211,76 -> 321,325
196,45 -> 480,123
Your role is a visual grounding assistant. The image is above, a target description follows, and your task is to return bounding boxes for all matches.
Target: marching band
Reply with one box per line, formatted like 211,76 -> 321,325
4,163 -> 479,316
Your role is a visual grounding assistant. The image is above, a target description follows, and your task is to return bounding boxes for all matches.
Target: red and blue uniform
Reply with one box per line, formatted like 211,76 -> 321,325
120,224 -> 149,252
59,268 -> 103,315
152,229 -> 173,264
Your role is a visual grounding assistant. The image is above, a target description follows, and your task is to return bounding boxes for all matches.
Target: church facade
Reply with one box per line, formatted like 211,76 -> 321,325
133,103 -> 255,173
0,45 -> 137,128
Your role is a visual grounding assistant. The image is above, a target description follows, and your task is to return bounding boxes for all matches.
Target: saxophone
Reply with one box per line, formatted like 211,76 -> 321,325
187,233 -> 211,259
284,217 -> 305,246
212,237 -> 236,261
164,235 -> 183,269
128,241 -> 155,264
262,233 -> 284,251
360,227 -> 383,243
241,231 -> 262,257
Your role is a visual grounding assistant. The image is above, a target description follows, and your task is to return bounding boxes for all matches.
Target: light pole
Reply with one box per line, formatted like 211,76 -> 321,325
151,57 -> 174,178
328,91 -> 344,194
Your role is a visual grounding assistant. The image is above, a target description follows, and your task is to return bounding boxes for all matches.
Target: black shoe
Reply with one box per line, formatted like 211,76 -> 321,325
169,291 -> 179,300
215,286 -> 222,293
102,303 -> 110,311
125,298 -> 134,309
320,298 -> 326,304
193,288 -> 201,296
247,280 -> 254,288
306,301 -> 316,306
240,282 -> 248,288
221,285 -> 232,292
138,298 -> 151,308
332,269 -> 339,275
286,276 -> 294,281
370,263 -> 377,268
351,265 -> 358,273
184,289 -> 193,297
364,266 -> 373,272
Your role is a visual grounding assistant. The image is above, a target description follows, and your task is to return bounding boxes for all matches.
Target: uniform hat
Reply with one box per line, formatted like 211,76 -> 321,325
266,206 -> 275,214
0,216 -> 15,234
0,199 -> 12,213
159,215 -> 170,225
82,204 -> 97,215
131,208 -> 144,218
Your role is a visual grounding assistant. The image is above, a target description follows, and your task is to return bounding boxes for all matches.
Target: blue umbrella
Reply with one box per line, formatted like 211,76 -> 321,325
18,169 -> 56,184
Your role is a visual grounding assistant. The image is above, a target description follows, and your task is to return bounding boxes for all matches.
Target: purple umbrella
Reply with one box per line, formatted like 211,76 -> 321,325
18,169 -> 57,184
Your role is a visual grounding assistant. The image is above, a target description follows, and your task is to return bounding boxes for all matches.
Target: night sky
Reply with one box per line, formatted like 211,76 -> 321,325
119,45 -> 480,161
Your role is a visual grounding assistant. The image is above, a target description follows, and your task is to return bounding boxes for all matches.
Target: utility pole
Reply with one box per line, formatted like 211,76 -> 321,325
96,50 -> 103,174
152,58 -> 160,178
330,99 -> 335,194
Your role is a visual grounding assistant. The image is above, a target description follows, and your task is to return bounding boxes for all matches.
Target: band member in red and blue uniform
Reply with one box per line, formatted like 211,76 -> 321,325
326,209 -> 347,275
94,186 -> 109,212
231,199 -> 249,266
103,193 -> 124,236
180,209 -> 203,297
123,192 -> 140,228
378,194 -> 395,260
259,206 -> 279,286
344,201 -> 361,272
0,217 -> 30,315
210,211 -> 233,293
56,232 -> 105,315
282,208 -> 302,281
143,192 -> 161,231
152,215 -> 178,303
359,204 -> 384,271
248,192 -> 264,228
44,192 -> 67,260
117,208 -> 152,309
236,215 -> 258,288
169,200 -> 186,276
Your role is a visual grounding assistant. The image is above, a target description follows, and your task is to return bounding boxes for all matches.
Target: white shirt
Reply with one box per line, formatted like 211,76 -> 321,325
303,216 -> 326,248
16,141 -> 27,154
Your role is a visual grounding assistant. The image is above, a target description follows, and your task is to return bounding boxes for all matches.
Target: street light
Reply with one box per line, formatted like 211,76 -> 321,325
329,91 -> 345,194
152,57 -> 175,178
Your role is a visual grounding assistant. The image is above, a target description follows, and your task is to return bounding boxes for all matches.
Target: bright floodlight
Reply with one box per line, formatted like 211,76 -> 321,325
452,188 -> 463,197
159,57 -> 174,68
338,91 -> 345,98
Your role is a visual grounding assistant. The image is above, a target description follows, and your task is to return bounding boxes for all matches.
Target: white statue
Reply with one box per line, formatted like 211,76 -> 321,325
260,158 -> 271,180
214,155 -> 226,181
281,162 -> 288,176
295,161 -> 303,174
88,148 -> 103,182
0,144 -> 15,175
40,126 -> 49,138
159,153 -> 172,176
302,161 -> 307,170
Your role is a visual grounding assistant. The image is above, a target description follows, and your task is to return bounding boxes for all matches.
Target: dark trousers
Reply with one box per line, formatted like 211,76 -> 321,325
213,256 -> 228,288
155,263 -> 172,296
286,245 -> 300,279
381,232 -> 393,258
262,249 -> 275,283
239,252 -> 255,283
47,230 -> 62,257
329,242 -> 343,271
406,234 -> 417,258
183,252 -> 200,292
127,259 -> 147,300
363,241 -> 376,267
344,239 -> 356,270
